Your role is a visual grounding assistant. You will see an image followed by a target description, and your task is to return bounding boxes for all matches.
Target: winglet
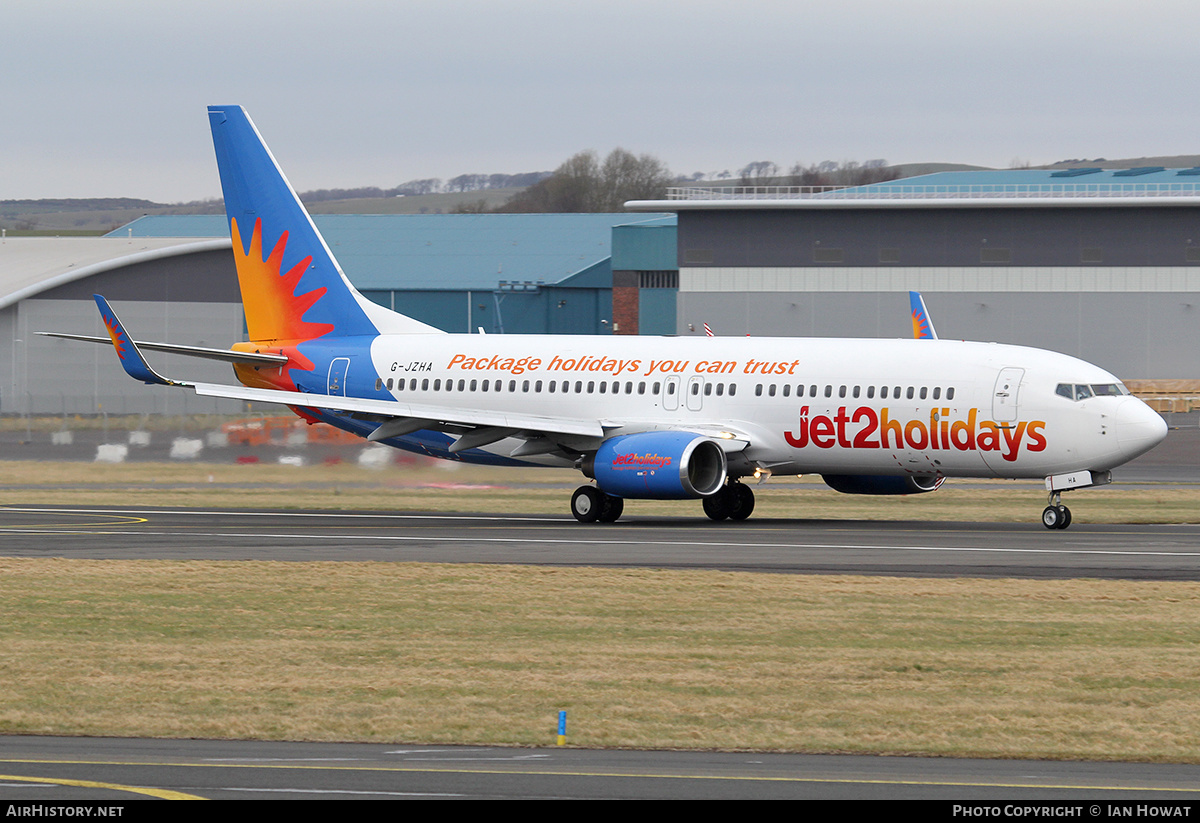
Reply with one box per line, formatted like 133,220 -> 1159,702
93,295 -> 190,386
909,291 -> 938,340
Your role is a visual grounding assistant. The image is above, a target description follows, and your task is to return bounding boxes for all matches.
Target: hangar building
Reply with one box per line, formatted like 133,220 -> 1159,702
628,168 -> 1200,381
0,213 -> 673,415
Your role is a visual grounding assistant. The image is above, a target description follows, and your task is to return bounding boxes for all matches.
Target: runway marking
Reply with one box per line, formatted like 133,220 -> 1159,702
3,526 -> 1200,558
0,773 -> 203,800
0,760 -> 1195,794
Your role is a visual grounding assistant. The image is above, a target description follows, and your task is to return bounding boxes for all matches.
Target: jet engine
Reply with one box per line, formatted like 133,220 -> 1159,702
821,474 -> 944,495
584,432 -> 727,499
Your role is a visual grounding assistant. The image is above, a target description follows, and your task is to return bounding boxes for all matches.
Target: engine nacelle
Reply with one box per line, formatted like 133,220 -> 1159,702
822,474 -> 944,495
585,432 -> 727,499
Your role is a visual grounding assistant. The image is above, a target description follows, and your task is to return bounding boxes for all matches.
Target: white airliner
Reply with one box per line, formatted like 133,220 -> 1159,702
45,106 -> 1169,529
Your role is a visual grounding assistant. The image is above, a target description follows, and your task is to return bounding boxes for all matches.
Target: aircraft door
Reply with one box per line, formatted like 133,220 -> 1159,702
328,357 -> 350,396
662,376 -> 680,411
686,376 -> 704,411
992,367 -> 1023,423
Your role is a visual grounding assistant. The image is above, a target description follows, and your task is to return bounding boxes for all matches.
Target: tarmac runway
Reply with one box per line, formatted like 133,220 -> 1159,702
1,504 -> 1200,579
1,736 -> 1199,801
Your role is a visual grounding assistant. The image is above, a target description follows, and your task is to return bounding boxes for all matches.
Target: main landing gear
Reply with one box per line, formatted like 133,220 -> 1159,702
571,485 -> 624,523
569,480 -> 756,523
1042,491 -> 1072,530
702,480 -> 755,522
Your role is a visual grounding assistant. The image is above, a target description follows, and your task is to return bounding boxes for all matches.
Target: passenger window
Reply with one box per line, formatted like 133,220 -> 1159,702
535,380 -> 543,392
481,379 -> 488,392
756,384 -> 763,397
782,385 -> 791,397
906,387 -> 914,400
768,384 -> 776,397
947,387 -> 955,400
434,379 -> 441,390
839,385 -> 846,398
469,380 -> 477,391
716,383 -> 724,396
933,387 -> 941,400
825,385 -> 833,398
422,379 -> 429,391
919,387 -> 927,400
729,384 -> 737,397
704,383 -> 713,396
852,385 -> 860,398
867,386 -> 875,399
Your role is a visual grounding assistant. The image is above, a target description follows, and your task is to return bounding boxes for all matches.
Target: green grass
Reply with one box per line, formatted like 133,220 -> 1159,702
1,560 -> 1199,760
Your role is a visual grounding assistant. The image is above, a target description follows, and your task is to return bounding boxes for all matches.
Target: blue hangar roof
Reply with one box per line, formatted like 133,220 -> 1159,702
114,213 -> 674,291
846,167 -> 1200,196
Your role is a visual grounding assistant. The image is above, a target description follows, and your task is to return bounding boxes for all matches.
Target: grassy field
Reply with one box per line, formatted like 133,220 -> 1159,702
1,560 -> 1198,760
0,457 -> 1197,523
2,459 -> 1200,760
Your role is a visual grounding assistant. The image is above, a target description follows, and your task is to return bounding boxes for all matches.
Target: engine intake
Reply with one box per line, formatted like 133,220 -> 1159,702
585,432 -> 727,499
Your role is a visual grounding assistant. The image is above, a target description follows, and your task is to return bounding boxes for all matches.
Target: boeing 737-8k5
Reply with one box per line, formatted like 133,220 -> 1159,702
45,107 -> 1168,529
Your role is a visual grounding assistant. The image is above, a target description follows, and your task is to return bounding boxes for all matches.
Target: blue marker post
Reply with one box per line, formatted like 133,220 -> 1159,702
557,710 -> 567,746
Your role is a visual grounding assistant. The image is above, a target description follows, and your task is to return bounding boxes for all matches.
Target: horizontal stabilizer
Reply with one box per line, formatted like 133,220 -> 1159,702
37,332 -> 289,366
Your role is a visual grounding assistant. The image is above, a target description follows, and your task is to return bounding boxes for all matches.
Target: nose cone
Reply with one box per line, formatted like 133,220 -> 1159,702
1115,398 -> 1168,463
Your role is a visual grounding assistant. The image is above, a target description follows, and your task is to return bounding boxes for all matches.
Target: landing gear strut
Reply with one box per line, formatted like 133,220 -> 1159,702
1041,491 -> 1072,530
703,480 -> 755,522
571,485 -> 624,523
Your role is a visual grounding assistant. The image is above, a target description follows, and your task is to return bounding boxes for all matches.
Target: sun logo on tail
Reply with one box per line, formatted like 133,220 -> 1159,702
911,308 -> 931,340
231,217 -> 335,346
230,217 -> 335,390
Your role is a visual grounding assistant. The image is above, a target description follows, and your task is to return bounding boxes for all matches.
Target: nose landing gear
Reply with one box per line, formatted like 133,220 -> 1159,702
1042,491 -> 1072,530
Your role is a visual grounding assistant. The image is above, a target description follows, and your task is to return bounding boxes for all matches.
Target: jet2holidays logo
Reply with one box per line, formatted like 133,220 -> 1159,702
785,406 -> 1047,462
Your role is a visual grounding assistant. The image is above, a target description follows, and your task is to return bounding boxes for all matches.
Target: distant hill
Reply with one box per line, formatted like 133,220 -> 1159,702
890,162 -> 994,177
9,152 -> 1200,234
0,189 -> 526,233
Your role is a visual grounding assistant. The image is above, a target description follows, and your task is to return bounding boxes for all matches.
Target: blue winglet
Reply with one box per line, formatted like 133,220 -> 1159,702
93,295 -> 184,386
909,291 -> 938,340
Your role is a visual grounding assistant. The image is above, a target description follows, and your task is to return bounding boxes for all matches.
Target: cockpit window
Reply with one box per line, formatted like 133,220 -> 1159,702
1056,382 -> 1130,401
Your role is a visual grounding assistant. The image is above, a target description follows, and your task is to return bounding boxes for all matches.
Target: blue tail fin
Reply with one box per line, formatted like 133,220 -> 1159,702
207,106 -> 440,343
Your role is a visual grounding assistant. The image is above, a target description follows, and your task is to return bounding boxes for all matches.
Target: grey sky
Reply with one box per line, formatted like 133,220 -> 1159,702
4,0 -> 1198,201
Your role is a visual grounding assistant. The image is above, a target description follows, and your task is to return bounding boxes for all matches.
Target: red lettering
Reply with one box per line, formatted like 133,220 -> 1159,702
834,407 -> 852,448
811,416 -> 835,448
852,407 -> 880,448
1001,421 -> 1028,462
1026,421 -> 1046,452
904,419 -> 929,450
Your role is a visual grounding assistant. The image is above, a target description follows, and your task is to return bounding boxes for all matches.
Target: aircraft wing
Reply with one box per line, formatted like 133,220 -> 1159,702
190,380 -> 606,442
